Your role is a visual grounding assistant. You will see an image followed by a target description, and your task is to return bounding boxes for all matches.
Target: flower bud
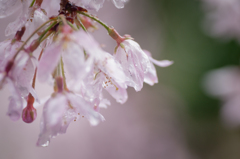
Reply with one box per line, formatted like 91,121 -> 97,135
22,94 -> 37,123
13,26 -> 26,42
22,105 -> 37,123
55,77 -> 64,92
26,40 -> 40,53
5,60 -> 14,74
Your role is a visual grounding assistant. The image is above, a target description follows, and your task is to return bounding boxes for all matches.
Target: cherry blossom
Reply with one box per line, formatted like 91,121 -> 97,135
36,77 -> 104,147
0,0 -> 172,147
114,39 -> 151,91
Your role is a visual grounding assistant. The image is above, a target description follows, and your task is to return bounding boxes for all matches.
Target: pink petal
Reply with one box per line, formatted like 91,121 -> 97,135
62,42 -> 92,81
144,62 -> 158,86
67,93 -> 105,126
97,53 -> 126,87
149,57 -> 174,67
0,0 -> 21,18
7,79 -> 23,121
36,94 -> 68,147
115,39 -> 151,91
5,0 -> 29,36
104,80 -> 128,104
111,0 -> 128,8
38,43 -> 62,83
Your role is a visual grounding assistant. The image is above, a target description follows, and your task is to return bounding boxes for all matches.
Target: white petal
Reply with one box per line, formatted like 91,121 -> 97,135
16,57 -> 36,98
111,0 -> 128,8
67,93 -> 105,126
104,80 -> 128,104
99,98 -> 111,109
74,0 -> 105,11
5,0 -> 30,36
62,42 -> 92,81
144,62 -> 158,86
0,0 -> 21,18
97,53 -> 126,87
38,43 -> 62,83
7,79 -> 23,121
36,94 -> 68,147
115,41 -> 147,91
149,57 -> 174,67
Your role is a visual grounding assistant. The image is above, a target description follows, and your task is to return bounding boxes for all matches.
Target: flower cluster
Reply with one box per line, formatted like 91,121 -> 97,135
0,0 -> 172,146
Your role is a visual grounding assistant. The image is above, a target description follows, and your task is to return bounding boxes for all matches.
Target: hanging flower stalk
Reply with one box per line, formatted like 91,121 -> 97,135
0,0 -> 173,147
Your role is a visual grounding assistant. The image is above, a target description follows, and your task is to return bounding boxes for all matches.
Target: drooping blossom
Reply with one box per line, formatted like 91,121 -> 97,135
36,77 -> 104,147
1,51 -> 37,121
0,0 -> 173,147
203,66 -> 240,128
114,39 -> 151,91
37,25 -> 94,83
39,25 -> 128,107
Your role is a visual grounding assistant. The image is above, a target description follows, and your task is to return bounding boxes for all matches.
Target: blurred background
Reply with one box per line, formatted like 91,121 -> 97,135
1,0 -> 240,159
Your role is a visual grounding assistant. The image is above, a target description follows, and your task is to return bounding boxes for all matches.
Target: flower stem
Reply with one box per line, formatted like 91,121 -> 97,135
31,49 -> 44,89
13,19 -> 56,60
40,31 -> 53,43
59,14 -> 68,25
61,57 -> 68,90
78,11 -> 124,43
67,21 -> 78,31
76,15 -> 88,32
78,11 -> 110,32
29,0 -> 36,7
38,21 -> 58,42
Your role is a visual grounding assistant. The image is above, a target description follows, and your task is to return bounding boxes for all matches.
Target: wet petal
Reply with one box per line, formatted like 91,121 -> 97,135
104,79 -> 128,104
36,94 -> 68,147
67,93 -> 105,126
111,0 -> 128,8
0,0 -> 21,18
149,57 -> 174,67
5,0 -> 29,36
7,79 -> 23,121
144,62 -> 158,86
38,43 -> 62,82
62,41 -> 92,81
115,39 -> 151,91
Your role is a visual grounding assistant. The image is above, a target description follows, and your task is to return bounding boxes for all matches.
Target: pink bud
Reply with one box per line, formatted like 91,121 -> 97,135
22,105 -> 37,123
25,40 -> 40,53
22,94 -> 37,123
55,77 -> 64,92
